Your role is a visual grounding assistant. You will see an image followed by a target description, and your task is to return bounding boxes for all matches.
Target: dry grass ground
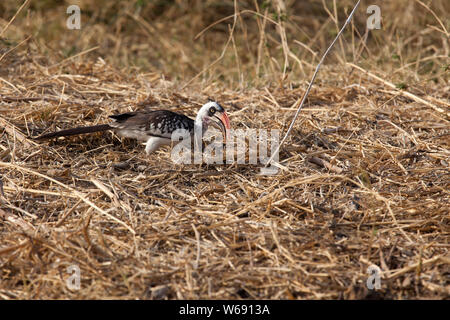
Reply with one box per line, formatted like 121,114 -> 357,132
0,0 -> 449,299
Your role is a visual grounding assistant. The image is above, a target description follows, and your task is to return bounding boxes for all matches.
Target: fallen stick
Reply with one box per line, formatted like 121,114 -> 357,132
307,156 -> 343,174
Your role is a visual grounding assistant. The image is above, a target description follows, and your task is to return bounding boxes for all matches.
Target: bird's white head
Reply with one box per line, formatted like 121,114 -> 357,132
195,101 -> 231,141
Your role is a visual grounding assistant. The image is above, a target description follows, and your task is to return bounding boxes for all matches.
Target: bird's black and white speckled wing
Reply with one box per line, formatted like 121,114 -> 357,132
108,110 -> 195,141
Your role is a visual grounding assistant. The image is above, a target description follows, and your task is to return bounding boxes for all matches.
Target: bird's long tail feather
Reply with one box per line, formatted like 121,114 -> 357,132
34,124 -> 112,140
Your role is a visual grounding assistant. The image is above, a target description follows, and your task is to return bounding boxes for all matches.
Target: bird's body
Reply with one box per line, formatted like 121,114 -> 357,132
36,101 -> 230,154
109,110 -> 195,153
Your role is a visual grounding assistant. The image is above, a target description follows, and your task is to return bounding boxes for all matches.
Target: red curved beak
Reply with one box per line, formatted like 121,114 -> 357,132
219,111 -> 231,142
212,111 -> 231,143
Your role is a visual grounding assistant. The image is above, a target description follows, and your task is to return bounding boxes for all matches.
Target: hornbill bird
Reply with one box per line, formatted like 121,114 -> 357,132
35,101 -> 231,154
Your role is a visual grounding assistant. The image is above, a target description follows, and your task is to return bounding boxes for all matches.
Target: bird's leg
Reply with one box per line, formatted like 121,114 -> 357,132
145,137 -> 168,154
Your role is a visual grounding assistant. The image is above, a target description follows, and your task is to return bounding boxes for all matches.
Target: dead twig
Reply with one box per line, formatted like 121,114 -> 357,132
266,0 -> 362,167
307,156 -> 343,174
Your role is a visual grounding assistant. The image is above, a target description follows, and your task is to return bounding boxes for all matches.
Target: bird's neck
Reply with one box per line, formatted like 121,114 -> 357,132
194,116 -> 209,135
194,117 -> 208,151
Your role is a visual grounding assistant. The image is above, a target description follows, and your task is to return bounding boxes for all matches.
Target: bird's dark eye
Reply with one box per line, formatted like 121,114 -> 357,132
208,107 -> 216,116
